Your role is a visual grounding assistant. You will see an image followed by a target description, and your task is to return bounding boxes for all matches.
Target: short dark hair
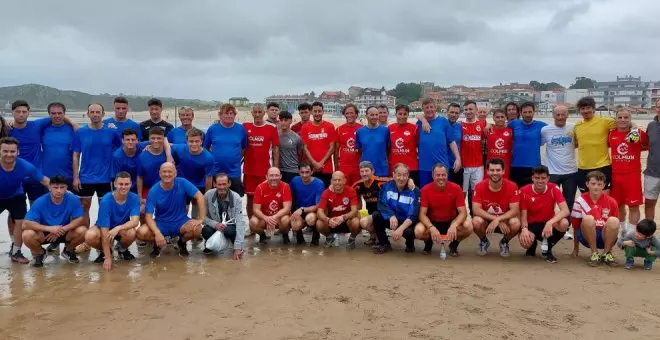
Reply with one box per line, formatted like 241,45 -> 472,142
11,100 -> 29,111
0,137 -> 19,148
114,171 -> 132,181
297,103 -> 312,111
586,170 -> 606,183
311,101 -> 324,110
365,105 -> 378,113
395,104 -> 410,113
636,219 -> 657,237
577,96 -> 596,109
47,102 -> 66,113
279,111 -> 292,120
214,172 -> 230,183
505,102 -> 520,113
464,100 -> 477,108
493,108 -> 505,116
342,103 -> 358,116
267,102 -> 280,109
447,103 -> 461,110
147,98 -> 163,108
114,96 -> 129,104
532,165 -> 549,176
432,163 -> 447,173
148,127 -> 165,137
49,175 -> 68,186
186,127 -> 204,140
122,128 -> 138,138
520,101 -> 535,112
486,158 -> 505,170
88,103 -> 105,113
299,162 -> 312,171
377,104 -> 388,110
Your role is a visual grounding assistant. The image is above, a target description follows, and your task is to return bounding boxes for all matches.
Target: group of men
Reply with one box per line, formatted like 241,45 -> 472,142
1,95 -> 659,269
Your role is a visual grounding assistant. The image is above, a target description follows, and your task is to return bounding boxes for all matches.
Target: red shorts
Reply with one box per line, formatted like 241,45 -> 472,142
141,186 -> 150,200
611,173 -> 642,206
339,167 -> 360,186
244,174 -> 265,196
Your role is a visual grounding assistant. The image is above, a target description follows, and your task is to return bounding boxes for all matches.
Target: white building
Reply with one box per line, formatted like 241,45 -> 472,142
535,91 -> 560,103
355,88 -> 396,110
590,76 -> 650,107
564,89 -> 589,104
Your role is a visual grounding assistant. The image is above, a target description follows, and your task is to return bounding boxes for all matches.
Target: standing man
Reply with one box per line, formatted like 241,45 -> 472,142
540,105 -> 578,211
167,106 -> 196,144
1,137 -> 49,264
42,103 -> 76,188
446,103 -> 463,186
73,103 -> 122,228
508,102 -> 547,188
266,102 -> 280,126
644,99 -> 660,220
608,108 -> 648,229
472,158 -> 521,257
138,98 -> 174,142
486,108 -> 513,179
104,96 -> 142,140
137,127 -> 168,203
356,106 -> 390,177
291,103 -> 312,134
278,111 -> 304,184
377,105 -> 389,126
316,171 -> 361,248
202,173 -> 246,260
388,104 -> 418,185
204,104 -> 248,196
248,167 -> 292,244
574,96 -> 616,193
243,103 -> 280,218
334,104 -> 362,186
461,100 -> 486,215
504,102 -> 520,122
112,129 -> 143,193
289,163 -> 325,245
417,98 -> 461,187
300,102 -> 337,187
518,166 -> 570,263
172,128 -> 214,219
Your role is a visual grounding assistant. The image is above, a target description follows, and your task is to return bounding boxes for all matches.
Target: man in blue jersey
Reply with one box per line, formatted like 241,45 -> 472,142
204,104 -> 247,196
22,175 -> 86,267
137,162 -> 206,257
84,172 -> 140,270
42,103 -> 76,188
289,163 -> 325,245
73,103 -> 122,229
1,137 -> 50,264
508,102 -> 547,188
167,106 -> 196,144
356,106 -> 390,177
417,98 -> 461,187
137,127 -> 169,204
138,98 -> 174,142
104,96 -> 143,140
113,129 -> 142,192
171,127 -> 214,218
446,103 -> 464,186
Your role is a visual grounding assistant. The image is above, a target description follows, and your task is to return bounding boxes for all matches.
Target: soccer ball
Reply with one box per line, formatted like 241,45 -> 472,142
627,130 -> 640,143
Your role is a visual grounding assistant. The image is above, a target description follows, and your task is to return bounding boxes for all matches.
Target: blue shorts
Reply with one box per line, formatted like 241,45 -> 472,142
419,170 -> 433,188
155,217 -> 191,237
577,229 -> 615,250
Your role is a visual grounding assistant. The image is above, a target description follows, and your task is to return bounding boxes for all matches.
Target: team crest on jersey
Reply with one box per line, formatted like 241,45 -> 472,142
276,192 -> 281,198
617,143 -> 629,155
503,131 -> 510,136
495,138 -> 505,149
486,204 -> 503,215
403,130 -> 411,136
476,125 -> 481,132
602,208 -> 610,219
342,197 -> 349,205
268,200 -> 279,212
395,137 -> 405,149
346,137 -> 356,149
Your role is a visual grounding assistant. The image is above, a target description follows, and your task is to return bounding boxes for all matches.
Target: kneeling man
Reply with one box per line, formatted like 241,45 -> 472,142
519,165 -> 570,263
415,164 -> 472,256
289,163 -> 325,245
249,167 -> 292,244
22,175 -> 86,267
202,173 -> 246,260
316,171 -> 361,248
136,162 -> 205,257
472,158 -> 521,257
85,171 -> 140,270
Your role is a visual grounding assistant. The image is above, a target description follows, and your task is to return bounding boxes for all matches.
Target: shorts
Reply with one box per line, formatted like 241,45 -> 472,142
462,167 -> 483,192
281,171 -> 298,184
510,166 -> 533,188
528,222 -> 547,241
611,173 -> 642,206
644,174 -> 660,200
315,173 -> 332,188
229,176 -> 244,197
577,166 -> 612,193
449,168 -> 464,187
141,186 -> 151,200
577,228 -> 612,250
244,174 -> 264,196
419,170 -> 433,188
76,182 -> 112,199
156,218 -> 190,238
23,178 -> 47,202
339,167 -> 360,187
329,221 -> 350,234
0,195 -> 28,220
41,231 -> 68,245
431,221 -> 451,235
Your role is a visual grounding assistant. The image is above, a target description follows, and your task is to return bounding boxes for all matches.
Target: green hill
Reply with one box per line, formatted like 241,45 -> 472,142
0,84 -> 221,111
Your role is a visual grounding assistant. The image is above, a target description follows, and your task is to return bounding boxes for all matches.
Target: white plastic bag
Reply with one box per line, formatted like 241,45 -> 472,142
205,230 -> 228,252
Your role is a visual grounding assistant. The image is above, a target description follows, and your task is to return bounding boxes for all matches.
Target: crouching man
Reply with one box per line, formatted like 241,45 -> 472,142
316,171 -> 361,248
202,173 -> 246,260
22,175 -> 86,267
248,167 -> 293,244
85,171 -> 140,270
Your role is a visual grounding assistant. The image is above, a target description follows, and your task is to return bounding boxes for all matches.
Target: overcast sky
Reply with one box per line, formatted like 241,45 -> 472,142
1,0 -> 659,101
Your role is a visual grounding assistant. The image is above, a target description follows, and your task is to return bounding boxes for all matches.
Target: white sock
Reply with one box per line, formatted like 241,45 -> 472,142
10,235 -> 15,244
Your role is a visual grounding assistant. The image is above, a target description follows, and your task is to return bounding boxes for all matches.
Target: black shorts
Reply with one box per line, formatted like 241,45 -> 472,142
281,171 -> 298,184
431,221 -> 451,235
41,231 -> 68,245
23,179 -> 47,202
229,177 -> 244,197
528,222 -> 547,241
329,222 -> 350,234
576,166 -> 612,193
76,183 -> 112,199
0,195 -> 28,220
201,224 -> 237,244
186,187 -> 206,205
315,173 -> 332,188
449,168 -> 464,187
510,166 -> 534,188
409,170 -> 420,188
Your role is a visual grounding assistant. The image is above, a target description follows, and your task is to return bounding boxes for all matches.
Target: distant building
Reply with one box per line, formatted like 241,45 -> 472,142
355,88 -> 396,110
564,89 -> 590,104
322,102 -> 343,116
476,100 -> 491,109
492,94 -> 534,108
348,86 -> 363,99
409,101 -> 422,111
590,76 -> 650,107
264,94 -> 315,113
420,82 -> 435,97
228,97 -> 250,107
425,91 -> 443,102
319,91 -> 347,103
534,90 -> 563,104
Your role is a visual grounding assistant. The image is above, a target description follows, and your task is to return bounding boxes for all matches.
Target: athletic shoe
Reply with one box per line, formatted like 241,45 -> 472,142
93,252 -> 106,264
588,252 -> 601,266
8,242 -> 13,256
310,230 -> 320,246
33,248 -> 46,268
542,252 -> 558,264
323,235 -> 336,248
119,250 -> 136,261
448,240 -> 460,257
347,236 -> 356,249
258,232 -> 268,244
602,253 -> 617,266
282,233 -> 291,245
177,238 -> 189,257
364,236 -> 377,246
296,231 -> 306,245
422,240 -> 433,255
61,249 -> 80,264
643,259 -> 653,270
333,234 -> 340,247
563,232 -> 573,240
150,247 -> 161,258
202,248 -> 213,255
372,244 -> 392,254
624,258 -> 634,270
477,238 -> 490,256
499,240 -> 510,257
525,241 -> 537,257
46,243 -> 59,253
10,250 -> 30,264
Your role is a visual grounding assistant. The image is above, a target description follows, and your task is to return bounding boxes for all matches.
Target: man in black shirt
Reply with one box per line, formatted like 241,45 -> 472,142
139,98 -> 174,141
351,161 -> 388,245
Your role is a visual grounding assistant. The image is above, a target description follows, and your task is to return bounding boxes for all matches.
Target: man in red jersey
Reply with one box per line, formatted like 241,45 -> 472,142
571,171 -> 620,266
388,104 -> 419,185
243,104 -> 280,219
414,164 -> 473,256
334,104 -> 362,186
316,171 -> 361,248
461,100 -> 486,216
472,158 -> 521,257
249,167 -> 292,244
291,103 -> 312,134
486,108 -> 513,178
608,108 -> 648,230
301,101 -> 337,187
518,165 -> 570,263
